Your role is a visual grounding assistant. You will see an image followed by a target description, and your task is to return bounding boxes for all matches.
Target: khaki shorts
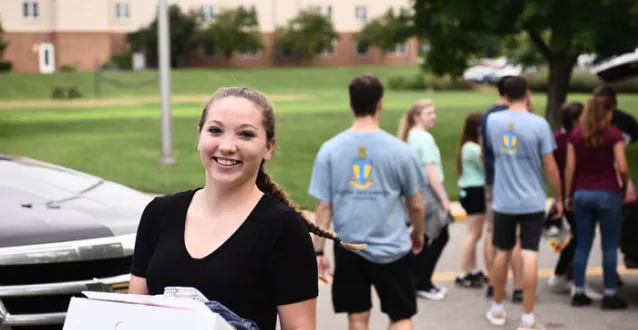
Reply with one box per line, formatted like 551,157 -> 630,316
485,185 -> 494,232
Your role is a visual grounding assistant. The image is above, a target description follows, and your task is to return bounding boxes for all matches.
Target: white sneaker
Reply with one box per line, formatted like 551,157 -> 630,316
417,287 -> 446,301
548,275 -> 570,292
570,285 -> 603,300
485,309 -> 507,326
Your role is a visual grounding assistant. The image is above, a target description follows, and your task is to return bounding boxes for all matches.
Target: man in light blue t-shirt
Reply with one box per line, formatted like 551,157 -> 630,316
484,76 -> 563,330
309,74 -> 427,330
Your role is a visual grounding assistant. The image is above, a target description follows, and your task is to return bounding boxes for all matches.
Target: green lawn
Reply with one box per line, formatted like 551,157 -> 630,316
1,65 -> 638,210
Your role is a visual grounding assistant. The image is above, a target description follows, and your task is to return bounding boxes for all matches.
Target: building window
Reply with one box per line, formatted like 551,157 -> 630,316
355,6 -> 366,21
201,5 -> 215,22
325,5 -> 333,20
200,44 -> 216,58
355,42 -> 369,56
318,39 -> 337,57
23,1 -> 40,20
115,2 -> 130,20
240,48 -> 262,59
389,43 -> 408,56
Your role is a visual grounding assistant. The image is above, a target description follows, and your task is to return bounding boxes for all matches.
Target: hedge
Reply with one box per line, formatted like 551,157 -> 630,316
386,67 -> 638,93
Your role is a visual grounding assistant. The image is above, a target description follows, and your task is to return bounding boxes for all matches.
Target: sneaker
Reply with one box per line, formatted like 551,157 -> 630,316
547,274 -> 570,292
518,320 -> 546,330
571,292 -> 593,307
485,309 -> 507,326
471,270 -> 489,284
417,287 -> 446,301
571,285 -> 603,300
601,295 -> 628,310
512,289 -> 523,303
456,274 -> 483,288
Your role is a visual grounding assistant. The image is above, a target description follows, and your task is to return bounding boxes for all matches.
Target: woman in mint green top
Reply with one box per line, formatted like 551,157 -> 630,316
398,99 -> 450,301
455,112 -> 488,288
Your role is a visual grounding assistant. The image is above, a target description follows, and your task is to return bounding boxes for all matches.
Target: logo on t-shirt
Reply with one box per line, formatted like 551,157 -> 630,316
501,122 -> 519,155
349,146 -> 373,190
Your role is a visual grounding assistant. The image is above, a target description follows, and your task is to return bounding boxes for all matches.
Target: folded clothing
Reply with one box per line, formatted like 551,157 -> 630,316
205,301 -> 260,330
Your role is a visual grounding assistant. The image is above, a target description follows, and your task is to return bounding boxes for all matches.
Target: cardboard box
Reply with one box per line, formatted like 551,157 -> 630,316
62,291 -> 235,330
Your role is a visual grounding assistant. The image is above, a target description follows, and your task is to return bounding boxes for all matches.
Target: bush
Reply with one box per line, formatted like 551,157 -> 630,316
0,61 -> 12,73
387,74 -> 428,90
428,76 -> 475,91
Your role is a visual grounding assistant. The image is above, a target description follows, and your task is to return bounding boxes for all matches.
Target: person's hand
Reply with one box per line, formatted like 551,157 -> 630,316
553,201 -> 564,219
441,199 -> 450,214
564,198 -> 572,212
410,230 -> 425,255
317,256 -> 332,284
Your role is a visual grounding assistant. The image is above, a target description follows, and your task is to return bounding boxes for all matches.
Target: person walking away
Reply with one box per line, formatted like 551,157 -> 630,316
546,102 -> 603,300
455,112 -> 489,288
484,76 -> 563,330
564,95 -> 630,310
309,74 -> 427,330
397,99 -> 454,301
481,76 -> 525,301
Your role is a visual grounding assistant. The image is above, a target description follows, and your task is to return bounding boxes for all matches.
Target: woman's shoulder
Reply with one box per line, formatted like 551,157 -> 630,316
462,141 -> 480,151
144,188 -> 200,214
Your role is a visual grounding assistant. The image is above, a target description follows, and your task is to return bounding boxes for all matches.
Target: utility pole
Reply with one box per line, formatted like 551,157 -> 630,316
157,0 -> 175,166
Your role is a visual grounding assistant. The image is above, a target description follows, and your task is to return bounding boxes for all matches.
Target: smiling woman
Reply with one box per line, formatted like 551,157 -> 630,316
126,86 -> 365,330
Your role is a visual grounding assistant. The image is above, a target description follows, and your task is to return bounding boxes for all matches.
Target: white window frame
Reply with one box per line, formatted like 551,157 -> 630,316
115,2 -> 130,21
201,4 -> 215,22
355,42 -> 369,57
319,38 -> 337,57
389,42 -> 409,57
325,5 -> 333,20
23,1 -> 40,20
355,6 -> 366,22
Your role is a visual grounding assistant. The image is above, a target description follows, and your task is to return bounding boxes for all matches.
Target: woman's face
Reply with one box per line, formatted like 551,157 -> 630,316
418,105 -> 437,129
197,96 -> 273,188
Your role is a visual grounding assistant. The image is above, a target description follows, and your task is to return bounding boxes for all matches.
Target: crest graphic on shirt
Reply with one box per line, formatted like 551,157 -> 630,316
501,122 -> 518,155
349,146 -> 373,190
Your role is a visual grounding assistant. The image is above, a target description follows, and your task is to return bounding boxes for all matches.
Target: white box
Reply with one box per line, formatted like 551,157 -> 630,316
62,291 -> 235,330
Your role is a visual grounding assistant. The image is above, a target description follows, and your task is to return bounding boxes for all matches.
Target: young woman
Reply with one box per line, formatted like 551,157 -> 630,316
127,87 -> 365,330
455,112 -> 488,288
565,95 -> 629,310
398,99 -> 452,301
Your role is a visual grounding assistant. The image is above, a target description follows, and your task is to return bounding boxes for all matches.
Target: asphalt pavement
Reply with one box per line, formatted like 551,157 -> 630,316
308,221 -> 638,330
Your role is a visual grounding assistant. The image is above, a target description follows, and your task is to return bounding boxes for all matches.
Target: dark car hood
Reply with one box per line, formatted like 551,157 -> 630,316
0,154 -> 153,248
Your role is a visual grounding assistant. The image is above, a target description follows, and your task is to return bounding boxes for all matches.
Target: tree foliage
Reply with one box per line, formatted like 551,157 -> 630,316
194,6 -> 264,59
0,20 -> 11,72
275,8 -> 339,62
125,4 -> 199,68
355,8 -> 413,56
411,0 -> 638,127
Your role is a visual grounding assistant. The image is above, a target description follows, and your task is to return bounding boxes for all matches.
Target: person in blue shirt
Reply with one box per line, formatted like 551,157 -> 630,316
480,76 -> 524,302
309,74 -> 427,330
484,76 -> 563,330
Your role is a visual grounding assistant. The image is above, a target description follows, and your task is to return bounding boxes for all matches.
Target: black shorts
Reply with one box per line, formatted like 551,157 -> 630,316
332,245 -> 416,322
492,211 -> 544,252
459,186 -> 486,215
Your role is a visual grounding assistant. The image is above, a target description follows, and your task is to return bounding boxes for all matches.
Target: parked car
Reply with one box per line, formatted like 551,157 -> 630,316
0,152 -> 152,330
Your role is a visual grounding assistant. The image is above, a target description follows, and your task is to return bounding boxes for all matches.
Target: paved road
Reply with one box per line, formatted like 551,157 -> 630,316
309,222 -> 638,330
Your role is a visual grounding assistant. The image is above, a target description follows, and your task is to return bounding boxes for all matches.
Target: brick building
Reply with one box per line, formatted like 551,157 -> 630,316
0,0 -> 420,73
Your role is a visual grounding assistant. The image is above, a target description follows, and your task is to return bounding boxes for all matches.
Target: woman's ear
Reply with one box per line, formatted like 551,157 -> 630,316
264,139 -> 276,161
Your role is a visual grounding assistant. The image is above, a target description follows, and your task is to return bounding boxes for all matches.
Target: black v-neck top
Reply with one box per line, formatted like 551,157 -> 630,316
130,189 -> 319,330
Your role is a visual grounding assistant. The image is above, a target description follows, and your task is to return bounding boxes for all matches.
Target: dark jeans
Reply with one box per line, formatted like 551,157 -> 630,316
413,225 -> 450,291
572,190 -> 623,291
554,211 -> 576,278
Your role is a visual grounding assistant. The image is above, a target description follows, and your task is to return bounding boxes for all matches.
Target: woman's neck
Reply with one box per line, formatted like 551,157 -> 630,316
201,175 -> 262,213
413,123 -> 427,132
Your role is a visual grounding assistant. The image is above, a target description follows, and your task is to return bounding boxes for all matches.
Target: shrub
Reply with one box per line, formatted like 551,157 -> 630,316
428,76 -> 475,91
387,74 -> 428,90
523,67 -> 638,94
0,61 -> 12,73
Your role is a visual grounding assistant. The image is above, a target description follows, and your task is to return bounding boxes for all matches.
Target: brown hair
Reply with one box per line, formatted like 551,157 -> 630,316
582,95 -> 615,148
397,99 -> 434,142
456,112 -> 483,177
198,87 -> 366,251
560,102 -> 584,133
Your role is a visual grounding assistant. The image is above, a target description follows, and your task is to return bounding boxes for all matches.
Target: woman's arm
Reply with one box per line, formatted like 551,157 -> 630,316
564,143 -> 576,209
128,275 -> 149,294
425,163 -> 449,211
613,141 -> 630,196
278,299 -> 317,330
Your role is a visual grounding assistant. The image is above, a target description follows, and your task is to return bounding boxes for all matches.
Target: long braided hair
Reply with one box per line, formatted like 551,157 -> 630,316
198,86 -> 366,252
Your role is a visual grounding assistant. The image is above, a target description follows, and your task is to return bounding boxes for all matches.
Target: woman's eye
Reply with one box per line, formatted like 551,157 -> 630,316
240,131 -> 255,138
208,127 -> 222,134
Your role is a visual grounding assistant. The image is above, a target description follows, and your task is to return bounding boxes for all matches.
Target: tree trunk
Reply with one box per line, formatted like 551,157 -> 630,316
545,54 -> 577,129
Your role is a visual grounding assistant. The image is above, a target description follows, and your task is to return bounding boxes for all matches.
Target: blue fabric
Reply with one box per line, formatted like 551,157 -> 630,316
205,301 -> 260,330
480,104 -> 509,185
572,190 -> 623,292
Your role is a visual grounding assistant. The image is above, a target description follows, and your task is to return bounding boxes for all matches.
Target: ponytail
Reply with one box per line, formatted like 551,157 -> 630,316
256,164 -> 366,251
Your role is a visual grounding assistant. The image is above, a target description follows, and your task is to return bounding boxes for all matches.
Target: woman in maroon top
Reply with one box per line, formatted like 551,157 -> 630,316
565,95 -> 630,310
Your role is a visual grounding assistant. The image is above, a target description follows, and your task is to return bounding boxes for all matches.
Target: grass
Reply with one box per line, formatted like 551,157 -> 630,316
2,65 -> 638,210
0,65 -> 419,100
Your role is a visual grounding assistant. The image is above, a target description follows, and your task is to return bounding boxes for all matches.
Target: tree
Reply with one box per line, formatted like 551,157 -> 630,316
411,0 -> 638,127
355,8 -> 413,61
125,4 -> 199,68
194,6 -> 265,60
275,8 -> 339,63
0,20 -> 12,72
